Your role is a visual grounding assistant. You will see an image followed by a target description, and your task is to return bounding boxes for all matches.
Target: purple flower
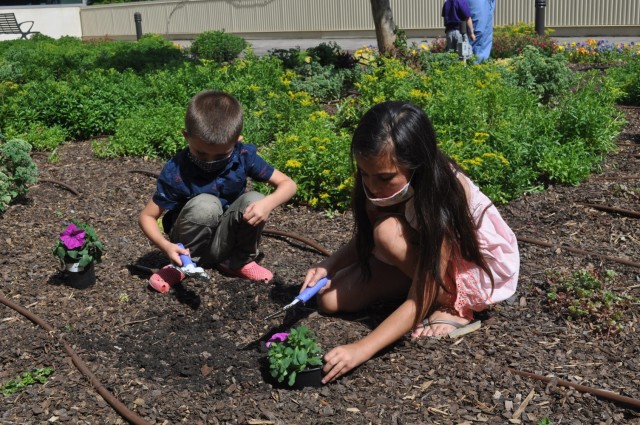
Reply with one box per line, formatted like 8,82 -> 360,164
60,223 -> 86,250
266,332 -> 289,348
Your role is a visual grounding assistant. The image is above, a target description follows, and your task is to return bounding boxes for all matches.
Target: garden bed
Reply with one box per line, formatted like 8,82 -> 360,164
0,108 -> 638,424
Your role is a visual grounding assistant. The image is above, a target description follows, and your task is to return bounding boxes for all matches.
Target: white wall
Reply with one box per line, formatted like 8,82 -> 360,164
0,6 -> 81,41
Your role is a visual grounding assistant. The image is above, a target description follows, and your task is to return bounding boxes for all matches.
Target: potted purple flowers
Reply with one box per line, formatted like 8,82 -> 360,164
52,220 -> 104,289
266,325 -> 324,389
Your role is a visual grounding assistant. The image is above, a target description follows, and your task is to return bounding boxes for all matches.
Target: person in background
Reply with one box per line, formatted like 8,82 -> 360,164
442,0 -> 475,53
467,0 -> 496,61
139,90 -> 296,291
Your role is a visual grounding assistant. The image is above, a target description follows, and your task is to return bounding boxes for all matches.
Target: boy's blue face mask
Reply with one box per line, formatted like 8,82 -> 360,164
188,151 -> 231,174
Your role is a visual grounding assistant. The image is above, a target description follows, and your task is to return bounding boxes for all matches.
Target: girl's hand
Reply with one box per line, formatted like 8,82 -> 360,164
243,200 -> 271,226
322,343 -> 367,383
301,266 -> 329,293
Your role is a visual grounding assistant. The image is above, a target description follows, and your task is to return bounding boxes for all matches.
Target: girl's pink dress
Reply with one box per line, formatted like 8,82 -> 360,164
405,174 -> 520,320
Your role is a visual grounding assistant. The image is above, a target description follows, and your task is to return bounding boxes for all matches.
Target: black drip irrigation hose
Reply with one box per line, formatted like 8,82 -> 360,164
508,368 -> 640,410
263,228 -> 331,257
0,292 -> 152,425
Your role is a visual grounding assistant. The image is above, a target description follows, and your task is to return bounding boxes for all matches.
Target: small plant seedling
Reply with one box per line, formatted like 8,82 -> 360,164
118,292 -> 130,304
1,367 -> 54,396
267,325 -> 323,387
545,268 -> 632,334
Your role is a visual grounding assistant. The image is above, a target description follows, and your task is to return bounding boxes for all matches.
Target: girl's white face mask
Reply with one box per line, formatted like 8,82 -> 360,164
363,178 -> 414,207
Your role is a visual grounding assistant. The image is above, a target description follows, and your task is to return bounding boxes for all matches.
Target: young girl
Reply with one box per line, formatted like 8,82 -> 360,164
302,101 -> 519,383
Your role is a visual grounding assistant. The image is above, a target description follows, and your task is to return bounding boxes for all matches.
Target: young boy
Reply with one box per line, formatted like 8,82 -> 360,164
442,0 -> 476,53
139,90 -> 296,290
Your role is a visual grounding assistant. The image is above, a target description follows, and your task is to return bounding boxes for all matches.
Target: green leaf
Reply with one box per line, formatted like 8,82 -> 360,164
287,371 -> 297,387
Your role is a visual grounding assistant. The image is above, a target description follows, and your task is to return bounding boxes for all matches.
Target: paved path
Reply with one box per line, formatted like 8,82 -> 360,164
249,36 -> 639,55
179,36 -> 639,55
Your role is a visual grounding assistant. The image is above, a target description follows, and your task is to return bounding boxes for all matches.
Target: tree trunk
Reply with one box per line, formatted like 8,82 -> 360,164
369,0 -> 396,54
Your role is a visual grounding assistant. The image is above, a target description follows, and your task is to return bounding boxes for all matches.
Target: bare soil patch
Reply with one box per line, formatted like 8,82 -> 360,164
1,109 -> 639,424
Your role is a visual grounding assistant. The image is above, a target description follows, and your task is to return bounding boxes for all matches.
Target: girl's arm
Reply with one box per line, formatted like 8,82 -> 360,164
243,169 -> 296,226
322,296 -> 418,383
321,238 -> 454,383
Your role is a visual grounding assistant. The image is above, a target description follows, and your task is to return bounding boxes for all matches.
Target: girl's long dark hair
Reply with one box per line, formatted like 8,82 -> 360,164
351,101 -> 494,326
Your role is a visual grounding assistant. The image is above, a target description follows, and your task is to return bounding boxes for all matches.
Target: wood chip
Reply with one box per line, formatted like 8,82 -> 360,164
512,389 -> 535,420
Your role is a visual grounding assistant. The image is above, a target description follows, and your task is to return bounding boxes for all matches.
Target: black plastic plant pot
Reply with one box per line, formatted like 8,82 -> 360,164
63,261 -> 96,290
291,367 -> 324,390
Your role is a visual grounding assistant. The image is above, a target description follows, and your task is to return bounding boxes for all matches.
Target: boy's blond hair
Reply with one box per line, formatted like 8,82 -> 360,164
185,90 -> 243,145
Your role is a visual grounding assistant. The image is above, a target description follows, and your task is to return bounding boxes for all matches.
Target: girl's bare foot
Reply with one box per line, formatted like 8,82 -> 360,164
411,309 -> 470,338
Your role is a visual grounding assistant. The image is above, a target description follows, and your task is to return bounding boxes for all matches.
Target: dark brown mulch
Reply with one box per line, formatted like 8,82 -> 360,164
0,108 -> 639,425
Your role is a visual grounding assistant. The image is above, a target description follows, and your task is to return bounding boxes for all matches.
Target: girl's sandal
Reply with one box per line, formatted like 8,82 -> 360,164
421,317 -> 481,338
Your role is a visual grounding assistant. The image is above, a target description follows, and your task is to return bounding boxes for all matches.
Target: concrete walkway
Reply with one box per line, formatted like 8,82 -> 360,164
182,36 -> 639,55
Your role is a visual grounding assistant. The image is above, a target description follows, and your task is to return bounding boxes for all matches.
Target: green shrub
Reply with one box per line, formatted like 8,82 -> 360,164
307,41 -> 342,67
211,57 -> 321,147
415,51 -> 461,73
260,110 -> 352,210
511,45 -> 575,104
190,30 -> 248,63
555,72 -> 624,157
4,69 -> 148,140
94,34 -> 185,73
95,103 -> 185,159
0,36 -> 96,83
0,35 -> 183,84
0,137 -> 38,213
606,55 -> 640,106
268,47 -> 306,69
537,140 -> 593,184
4,122 -> 68,152
290,62 -> 354,102
304,41 -> 355,70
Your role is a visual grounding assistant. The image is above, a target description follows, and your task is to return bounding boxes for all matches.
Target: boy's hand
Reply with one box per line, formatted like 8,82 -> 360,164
164,242 -> 190,266
243,200 -> 271,226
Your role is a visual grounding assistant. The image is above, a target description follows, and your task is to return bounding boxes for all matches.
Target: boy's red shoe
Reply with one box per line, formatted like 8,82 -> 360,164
217,261 -> 273,282
149,265 -> 185,293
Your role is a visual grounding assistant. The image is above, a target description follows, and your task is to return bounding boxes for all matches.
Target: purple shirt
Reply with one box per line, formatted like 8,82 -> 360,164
442,0 -> 472,31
